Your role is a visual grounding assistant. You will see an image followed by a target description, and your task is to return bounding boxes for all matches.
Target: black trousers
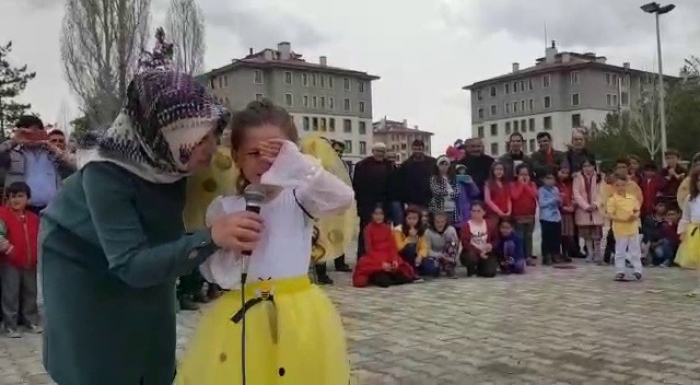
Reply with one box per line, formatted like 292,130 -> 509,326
540,220 -> 562,257
460,250 -> 498,278
369,272 -> 413,288
604,228 -> 616,263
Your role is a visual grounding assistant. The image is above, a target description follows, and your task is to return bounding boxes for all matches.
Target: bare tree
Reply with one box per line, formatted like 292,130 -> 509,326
60,0 -> 151,128
629,84 -> 662,160
165,0 -> 205,75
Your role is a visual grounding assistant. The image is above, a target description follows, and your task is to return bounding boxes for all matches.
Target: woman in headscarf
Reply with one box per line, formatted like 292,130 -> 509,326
39,68 -> 252,385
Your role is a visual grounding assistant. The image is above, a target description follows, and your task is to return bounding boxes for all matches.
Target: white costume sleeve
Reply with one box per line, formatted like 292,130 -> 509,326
199,196 -> 244,290
261,140 -> 354,217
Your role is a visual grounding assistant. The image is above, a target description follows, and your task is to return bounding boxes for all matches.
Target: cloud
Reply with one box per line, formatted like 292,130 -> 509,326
198,0 -> 326,49
439,0 -> 700,49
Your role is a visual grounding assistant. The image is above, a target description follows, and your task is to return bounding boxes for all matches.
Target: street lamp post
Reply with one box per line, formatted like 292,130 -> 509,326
641,2 -> 675,162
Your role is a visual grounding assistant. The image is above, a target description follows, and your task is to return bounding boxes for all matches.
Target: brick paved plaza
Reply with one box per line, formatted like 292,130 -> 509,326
1,262 -> 699,384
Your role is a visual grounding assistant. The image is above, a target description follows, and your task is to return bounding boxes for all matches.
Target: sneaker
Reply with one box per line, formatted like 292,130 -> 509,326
5,328 -> 20,339
26,324 -> 42,334
633,272 -> 642,281
614,273 -> 625,281
316,275 -> 334,285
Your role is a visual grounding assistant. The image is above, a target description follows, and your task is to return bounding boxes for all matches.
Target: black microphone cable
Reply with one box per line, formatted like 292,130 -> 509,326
240,270 -> 248,385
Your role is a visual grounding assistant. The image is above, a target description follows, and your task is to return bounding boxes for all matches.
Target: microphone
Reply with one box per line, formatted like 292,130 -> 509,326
241,184 -> 266,281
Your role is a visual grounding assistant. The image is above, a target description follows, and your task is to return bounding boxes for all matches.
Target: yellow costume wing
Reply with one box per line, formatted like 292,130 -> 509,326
183,147 -> 237,232
677,177 -> 689,207
299,135 -> 358,263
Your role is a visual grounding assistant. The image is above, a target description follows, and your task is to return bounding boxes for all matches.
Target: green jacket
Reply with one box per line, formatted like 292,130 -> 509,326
40,161 -> 215,385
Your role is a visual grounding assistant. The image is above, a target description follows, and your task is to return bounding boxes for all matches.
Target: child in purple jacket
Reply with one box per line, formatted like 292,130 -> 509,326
455,164 -> 480,228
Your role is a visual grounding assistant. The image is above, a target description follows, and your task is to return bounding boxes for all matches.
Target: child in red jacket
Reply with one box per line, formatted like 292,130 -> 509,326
0,182 -> 41,338
510,164 -> 538,265
352,206 -> 415,287
557,164 -> 575,263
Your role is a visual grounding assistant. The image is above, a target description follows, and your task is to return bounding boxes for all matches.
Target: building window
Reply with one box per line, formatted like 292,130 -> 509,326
612,74 -> 619,86
544,96 -> 551,109
490,105 -> 497,116
254,70 -> 263,84
490,124 -> 498,136
359,102 -> 365,113
343,78 -> 351,91
328,76 -> 334,88
521,100 -> 526,111
312,73 -> 317,87
217,77 -> 223,89
478,108 -> 484,119
505,103 -> 511,114
302,116 -> 310,131
520,80 -> 525,92
607,94 -> 619,107
312,96 -> 318,108
358,81 -> 365,93
513,120 -> 519,132
343,98 -> 351,111
320,118 -> 327,132
571,71 -> 580,84
255,93 -> 264,101
490,142 -> 499,156
572,113 -> 581,127
329,118 -> 336,132
529,139 -> 536,153
210,77 -> 216,89
343,119 -> 352,133
312,117 -> 318,131
607,94 -> 612,106
359,121 -> 367,135
624,74 -> 631,87
284,71 -> 292,85
613,94 -> 619,106
303,95 -> 309,107
504,83 -> 510,94
359,141 -> 367,155
528,79 -> 534,91
490,86 -> 497,97
477,126 -> 484,138
543,116 -> 552,130
621,92 -> 629,106
344,140 -> 353,154
513,81 -> 519,93
513,101 -> 519,113
477,90 -> 483,101
572,93 -> 580,106
543,74 -> 550,88
529,118 -> 535,132
329,97 -> 335,110
320,96 -> 326,109
284,93 -> 293,107
320,76 -> 325,88
505,122 -> 511,135
302,73 -> 308,86
529,98 -> 534,110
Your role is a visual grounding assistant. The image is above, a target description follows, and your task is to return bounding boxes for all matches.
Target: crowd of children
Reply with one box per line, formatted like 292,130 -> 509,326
352,149 -> 700,290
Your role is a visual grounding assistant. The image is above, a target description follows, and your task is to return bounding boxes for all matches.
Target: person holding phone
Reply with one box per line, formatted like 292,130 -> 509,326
455,164 -> 480,226
0,116 -> 76,214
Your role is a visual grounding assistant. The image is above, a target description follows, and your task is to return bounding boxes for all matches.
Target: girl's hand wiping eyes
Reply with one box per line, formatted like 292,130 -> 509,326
259,139 -> 284,163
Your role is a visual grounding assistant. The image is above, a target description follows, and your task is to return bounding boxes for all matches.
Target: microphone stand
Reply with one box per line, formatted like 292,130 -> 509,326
240,266 -> 248,385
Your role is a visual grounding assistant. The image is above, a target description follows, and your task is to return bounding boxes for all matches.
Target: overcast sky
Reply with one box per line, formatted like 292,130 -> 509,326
1,0 -> 699,154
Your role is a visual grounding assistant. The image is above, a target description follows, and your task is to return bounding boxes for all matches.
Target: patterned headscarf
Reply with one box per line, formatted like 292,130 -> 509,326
79,70 -> 230,183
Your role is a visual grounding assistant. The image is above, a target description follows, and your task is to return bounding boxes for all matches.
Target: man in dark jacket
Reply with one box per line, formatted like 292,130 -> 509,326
458,138 -> 493,200
352,142 -> 394,258
530,132 -> 566,182
565,128 -> 596,174
499,132 -> 531,178
396,140 -> 436,208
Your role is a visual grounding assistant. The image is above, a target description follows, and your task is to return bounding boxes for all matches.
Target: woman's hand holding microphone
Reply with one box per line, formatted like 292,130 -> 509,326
210,211 -> 265,255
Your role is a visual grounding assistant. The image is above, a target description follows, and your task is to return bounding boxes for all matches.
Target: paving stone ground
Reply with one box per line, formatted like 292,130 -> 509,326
1,261 -> 699,385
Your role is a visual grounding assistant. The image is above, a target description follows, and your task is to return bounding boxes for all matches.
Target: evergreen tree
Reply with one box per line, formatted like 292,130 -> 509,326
0,41 -> 36,139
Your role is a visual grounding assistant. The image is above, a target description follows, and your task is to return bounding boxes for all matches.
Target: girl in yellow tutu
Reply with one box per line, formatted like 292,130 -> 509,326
177,100 -> 353,385
676,168 -> 700,297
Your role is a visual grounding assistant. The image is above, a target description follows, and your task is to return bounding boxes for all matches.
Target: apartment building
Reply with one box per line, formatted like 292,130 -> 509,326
373,118 -> 433,163
199,42 -> 380,165
463,41 -> 665,157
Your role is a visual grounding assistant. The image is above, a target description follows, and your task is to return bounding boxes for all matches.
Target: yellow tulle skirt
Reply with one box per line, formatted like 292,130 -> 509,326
676,223 -> 700,269
176,276 -> 350,385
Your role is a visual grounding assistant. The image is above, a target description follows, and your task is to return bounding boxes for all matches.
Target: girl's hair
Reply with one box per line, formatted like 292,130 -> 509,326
429,211 -> 449,233
230,99 -> 300,192
690,168 -> 700,201
432,156 -> 454,177
628,155 -> 641,164
371,203 -> 386,222
487,161 -> 508,189
557,164 -> 572,183
499,217 -> 514,228
470,200 -> 486,212
402,205 -> 426,237
514,163 -> 529,176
